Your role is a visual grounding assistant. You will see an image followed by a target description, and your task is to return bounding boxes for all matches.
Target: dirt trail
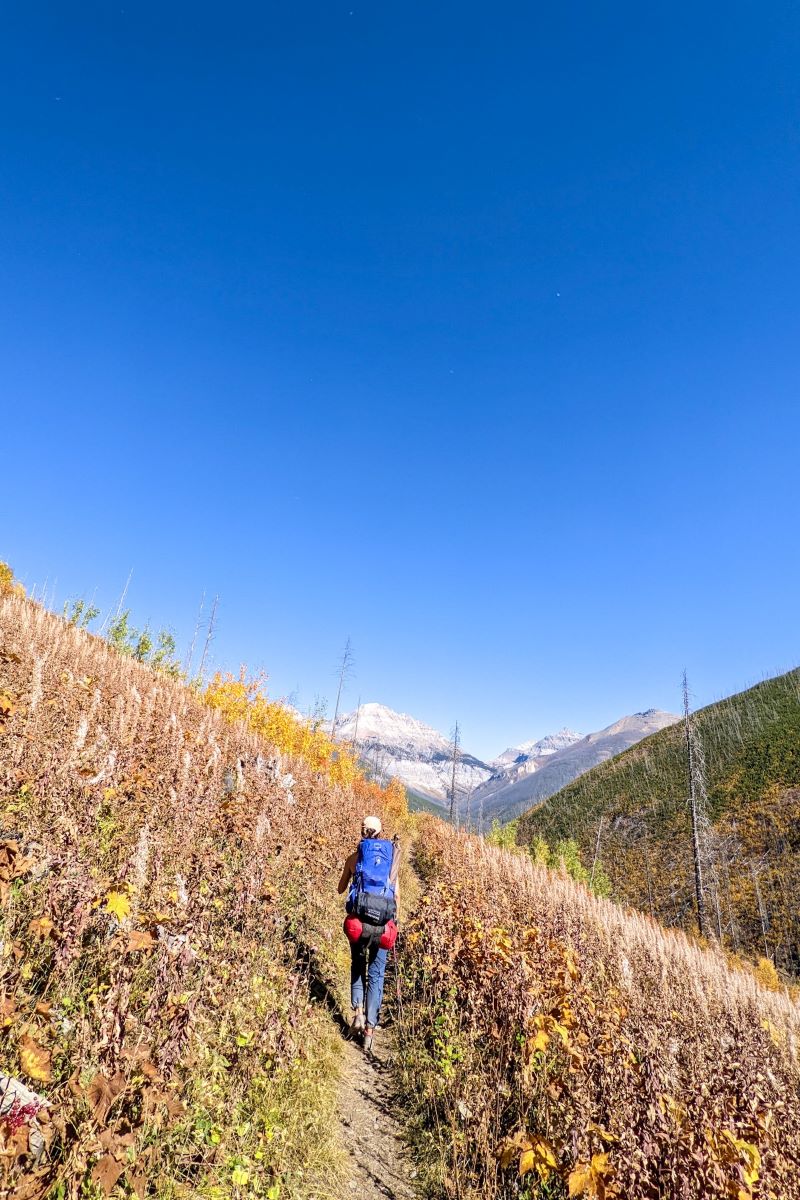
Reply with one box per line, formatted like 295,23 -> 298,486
335,1024 -> 419,1200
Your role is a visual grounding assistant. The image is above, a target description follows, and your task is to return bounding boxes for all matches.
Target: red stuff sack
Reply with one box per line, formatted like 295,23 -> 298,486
379,919 -> 398,950
343,914 -> 363,944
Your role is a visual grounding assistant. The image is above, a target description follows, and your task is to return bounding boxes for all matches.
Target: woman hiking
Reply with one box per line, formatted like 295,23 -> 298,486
338,815 -> 400,1053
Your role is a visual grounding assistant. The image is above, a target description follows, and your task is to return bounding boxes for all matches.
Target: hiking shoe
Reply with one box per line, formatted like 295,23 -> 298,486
363,1026 -> 375,1054
351,1006 -> 365,1035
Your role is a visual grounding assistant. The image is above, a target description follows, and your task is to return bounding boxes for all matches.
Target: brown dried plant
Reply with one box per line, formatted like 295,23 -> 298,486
398,819 -> 800,1200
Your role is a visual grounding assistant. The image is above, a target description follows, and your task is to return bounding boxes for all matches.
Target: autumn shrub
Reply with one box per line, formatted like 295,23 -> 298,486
397,818 -> 800,1200
0,592 -> 406,1200
0,563 -> 25,598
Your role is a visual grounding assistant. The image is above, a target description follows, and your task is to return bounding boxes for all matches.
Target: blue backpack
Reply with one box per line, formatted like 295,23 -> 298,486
348,837 -> 396,927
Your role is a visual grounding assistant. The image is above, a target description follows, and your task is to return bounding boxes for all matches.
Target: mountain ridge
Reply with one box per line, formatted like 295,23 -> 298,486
332,700 -> 679,819
473,707 -> 680,824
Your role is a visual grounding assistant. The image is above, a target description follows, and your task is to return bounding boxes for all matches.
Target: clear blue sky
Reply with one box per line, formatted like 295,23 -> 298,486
4,2 -> 800,759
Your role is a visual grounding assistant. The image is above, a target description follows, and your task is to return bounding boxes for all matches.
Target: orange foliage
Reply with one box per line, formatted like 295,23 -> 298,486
203,672 -> 360,785
202,671 -> 409,829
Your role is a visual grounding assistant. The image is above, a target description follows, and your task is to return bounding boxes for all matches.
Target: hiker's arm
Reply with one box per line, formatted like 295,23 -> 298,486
337,851 -> 356,895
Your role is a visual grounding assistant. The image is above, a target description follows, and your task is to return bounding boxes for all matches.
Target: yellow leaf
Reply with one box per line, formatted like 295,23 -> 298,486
519,1137 -> 558,1179
568,1163 -> 592,1196
0,694 -> 15,727
538,1139 -> 558,1169
19,1033 -> 52,1082
567,1151 -> 613,1197
105,890 -> 131,922
519,1149 -> 536,1176
533,1030 -> 550,1052
553,1020 -> 571,1045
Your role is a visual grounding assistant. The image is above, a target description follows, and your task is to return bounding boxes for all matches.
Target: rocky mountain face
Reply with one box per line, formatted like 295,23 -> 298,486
332,702 -> 493,803
332,702 -> 679,821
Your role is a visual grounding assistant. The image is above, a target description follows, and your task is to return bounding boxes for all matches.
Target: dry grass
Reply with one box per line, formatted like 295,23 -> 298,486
0,592 -> 405,1200
397,818 -> 800,1199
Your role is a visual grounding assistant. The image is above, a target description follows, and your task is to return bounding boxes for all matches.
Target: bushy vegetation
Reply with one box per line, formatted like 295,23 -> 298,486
485,821 -> 611,896
397,818 -> 800,1200
105,613 -> 183,679
0,589 -> 406,1200
518,670 -> 800,972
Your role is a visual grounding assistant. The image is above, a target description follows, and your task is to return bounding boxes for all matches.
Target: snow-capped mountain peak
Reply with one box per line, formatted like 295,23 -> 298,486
493,727 -> 582,767
334,702 -> 450,753
332,702 -> 493,804
475,708 -> 680,825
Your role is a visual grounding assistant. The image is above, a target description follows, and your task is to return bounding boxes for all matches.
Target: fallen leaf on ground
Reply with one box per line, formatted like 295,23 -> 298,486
18,1035 -> 52,1083
104,891 -> 131,922
91,1154 -> 125,1197
126,930 -> 154,953
87,1072 -> 126,1125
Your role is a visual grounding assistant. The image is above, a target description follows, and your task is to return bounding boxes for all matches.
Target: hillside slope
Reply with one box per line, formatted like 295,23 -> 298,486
5,575 -> 800,1200
0,589 -> 407,1200
517,668 -> 800,971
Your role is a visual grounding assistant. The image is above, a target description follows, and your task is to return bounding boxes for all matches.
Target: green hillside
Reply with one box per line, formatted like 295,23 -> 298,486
517,668 -> 800,972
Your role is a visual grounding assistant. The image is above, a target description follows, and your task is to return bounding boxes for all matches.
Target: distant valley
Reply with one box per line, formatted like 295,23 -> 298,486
331,701 -> 679,824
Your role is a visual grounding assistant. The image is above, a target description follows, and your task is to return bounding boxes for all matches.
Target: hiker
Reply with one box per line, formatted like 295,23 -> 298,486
338,814 -> 400,1053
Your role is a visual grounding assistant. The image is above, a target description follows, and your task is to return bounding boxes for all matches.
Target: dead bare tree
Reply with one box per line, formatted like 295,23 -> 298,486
183,591 -> 206,677
449,721 -> 461,827
749,858 -> 771,960
683,670 -> 712,938
330,637 -> 355,743
350,695 -> 362,753
589,815 -> 605,889
197,594 -> 219,684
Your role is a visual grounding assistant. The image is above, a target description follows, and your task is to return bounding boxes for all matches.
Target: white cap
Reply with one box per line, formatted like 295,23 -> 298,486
362,814 -> 382,834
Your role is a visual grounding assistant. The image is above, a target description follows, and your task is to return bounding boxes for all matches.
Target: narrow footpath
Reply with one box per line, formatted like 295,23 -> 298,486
335,1024 -> 418,1200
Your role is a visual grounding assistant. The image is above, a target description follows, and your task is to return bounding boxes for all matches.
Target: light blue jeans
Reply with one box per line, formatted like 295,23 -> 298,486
350,942 -> 388,1028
